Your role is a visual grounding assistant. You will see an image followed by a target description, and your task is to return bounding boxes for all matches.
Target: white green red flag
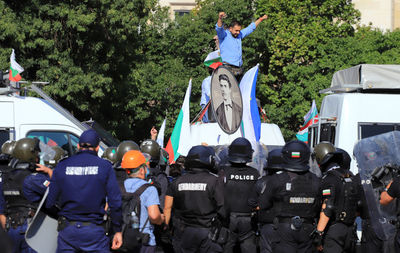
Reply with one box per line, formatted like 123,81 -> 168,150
296,100 -> 318,143
165,79 -> 192,164
9,49 -> 24,82
204,50 -> 222,69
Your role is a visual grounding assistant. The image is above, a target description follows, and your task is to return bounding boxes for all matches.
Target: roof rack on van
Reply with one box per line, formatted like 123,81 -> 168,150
320,64 -> 400,94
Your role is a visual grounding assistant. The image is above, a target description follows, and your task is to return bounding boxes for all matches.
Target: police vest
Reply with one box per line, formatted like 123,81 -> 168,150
258,177 -> 275,224
2,163 -> 36,213
274,171 -> 320,219
223,165 -> 259,213
329,170 -> 360,225
175,169 -> 220,228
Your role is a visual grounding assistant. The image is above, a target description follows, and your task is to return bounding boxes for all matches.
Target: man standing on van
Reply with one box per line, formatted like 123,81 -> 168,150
216,11 -> 268,80
46,129 -> 123,252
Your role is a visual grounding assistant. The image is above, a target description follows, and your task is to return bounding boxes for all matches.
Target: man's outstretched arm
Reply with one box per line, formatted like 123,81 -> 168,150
255,15 -> 268,27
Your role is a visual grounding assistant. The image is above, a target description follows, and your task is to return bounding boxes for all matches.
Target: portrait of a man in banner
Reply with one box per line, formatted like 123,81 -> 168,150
211,66 -> 243,134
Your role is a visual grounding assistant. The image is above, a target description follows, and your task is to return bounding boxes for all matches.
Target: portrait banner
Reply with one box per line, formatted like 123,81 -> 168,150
211,66 -> 243,134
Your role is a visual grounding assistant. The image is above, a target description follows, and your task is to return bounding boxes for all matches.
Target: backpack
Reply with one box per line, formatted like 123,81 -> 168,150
120,183 -> 153,251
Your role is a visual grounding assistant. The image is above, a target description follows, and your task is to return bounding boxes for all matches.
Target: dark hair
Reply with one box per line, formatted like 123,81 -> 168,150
219,74 -> 232,88
229,20 -> 242,28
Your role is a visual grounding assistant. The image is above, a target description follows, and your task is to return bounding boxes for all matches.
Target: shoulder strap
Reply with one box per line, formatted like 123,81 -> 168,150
122,183 -> 152,197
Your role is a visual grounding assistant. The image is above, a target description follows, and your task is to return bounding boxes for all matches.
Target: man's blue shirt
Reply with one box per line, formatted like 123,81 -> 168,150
215,22 -> 256,67
46,149 -> 122,232
124,177 -> 160,246
200,75 -> 211,106
23,173 -> 50,203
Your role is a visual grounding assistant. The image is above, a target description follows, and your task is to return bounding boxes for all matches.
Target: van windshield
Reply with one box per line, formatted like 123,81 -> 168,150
359,123 -> 400,139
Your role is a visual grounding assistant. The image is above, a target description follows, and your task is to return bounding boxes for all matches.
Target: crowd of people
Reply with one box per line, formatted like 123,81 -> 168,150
1,127 -> 400,253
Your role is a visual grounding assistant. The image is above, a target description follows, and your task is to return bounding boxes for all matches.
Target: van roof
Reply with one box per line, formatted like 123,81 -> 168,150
320,64 -> 400,94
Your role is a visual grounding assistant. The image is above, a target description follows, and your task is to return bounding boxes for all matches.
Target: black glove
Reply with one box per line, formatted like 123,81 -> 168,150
311,229 -> 324,248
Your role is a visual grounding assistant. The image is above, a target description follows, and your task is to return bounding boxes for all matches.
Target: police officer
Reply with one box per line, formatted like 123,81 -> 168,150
218,137 -> 259,253
0,166 -> 13,253
248,148 -> 284,253
114,141 -> 140,189
259,140 -> 321,253
312,143 -> 360,252
380,172 -> 400,251
46,129 -> 123,252
102,146 -> 118,165
23,145 -> 67,203
2,138 -> 43,253
164,145 -> 224,253
140,139 -> 168,207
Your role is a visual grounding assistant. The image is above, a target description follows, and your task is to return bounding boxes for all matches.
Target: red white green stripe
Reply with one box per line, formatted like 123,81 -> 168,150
204,50 -> 222,68
9,49 -> 24,82
323,189 -> 331,196
296,100 -> 318,143
165,80 -> 192,164
291,152 -> 300,158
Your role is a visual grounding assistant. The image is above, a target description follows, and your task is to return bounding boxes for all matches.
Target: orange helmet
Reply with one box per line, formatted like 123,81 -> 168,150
121,150 -> 147,174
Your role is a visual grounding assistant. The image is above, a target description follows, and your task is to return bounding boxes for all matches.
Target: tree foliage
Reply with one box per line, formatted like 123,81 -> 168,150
1,0 -> 400,143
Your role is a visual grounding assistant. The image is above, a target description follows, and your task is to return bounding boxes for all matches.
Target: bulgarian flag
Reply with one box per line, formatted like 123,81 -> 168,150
165,80 -> 192,164
296,100 -> 319,143
9,49 -> 24,82
204,50 -> 222,69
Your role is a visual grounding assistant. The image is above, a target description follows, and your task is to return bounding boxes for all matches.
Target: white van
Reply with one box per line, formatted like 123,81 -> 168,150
308,64 -> 400,173
0,82 -> 117,155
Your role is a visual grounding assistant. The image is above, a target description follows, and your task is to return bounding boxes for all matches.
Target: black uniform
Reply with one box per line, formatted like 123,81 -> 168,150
220,164 -> 259,253
166,168 -> 224,253
384,176 -> 400,252
320,164 -> 360,253
2,159 -> 38,253
260,171 -> 321,253
355,173 -> 384,253
248,174 -> 277,253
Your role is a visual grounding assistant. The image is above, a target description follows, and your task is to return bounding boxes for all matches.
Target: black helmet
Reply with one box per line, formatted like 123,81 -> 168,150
1,140 -> 16,155
102,146 -> 118,164
185,145 -> 215,170
266,148 -> 283,170
313,142 -> 336,166
282,140 -> 310,172
140,140 -> 160,163
332,148 -> 351,170
13,138 -> 41,163
228,137 -> 253,164
45,146 -> 67,167
116,140 -> 139,161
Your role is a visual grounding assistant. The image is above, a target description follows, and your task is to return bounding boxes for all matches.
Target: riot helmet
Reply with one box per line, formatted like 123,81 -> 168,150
1,140 -> 16,155
13,138 -> 41,163
102,146 -> 118,164
228,137 -> 253,164
45,146 -> 67,167
313,142 -> 336,166
140,139 -> 160,163
333,148 -> 351,170
184,145 -> 215,170
281,140 -> 310,172
116,140 -> 139,161
266,148 -> 283,171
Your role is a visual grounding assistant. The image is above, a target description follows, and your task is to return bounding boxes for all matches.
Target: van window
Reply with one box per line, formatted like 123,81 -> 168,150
0,129 -> 10,147
319,123 -> 336,144
27,131 -> 79,156
358,123 -> 400,139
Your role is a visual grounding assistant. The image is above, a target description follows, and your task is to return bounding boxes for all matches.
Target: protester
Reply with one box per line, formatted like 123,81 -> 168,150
216,12 -> 268,80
